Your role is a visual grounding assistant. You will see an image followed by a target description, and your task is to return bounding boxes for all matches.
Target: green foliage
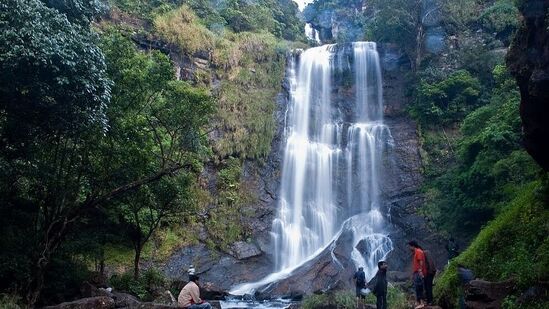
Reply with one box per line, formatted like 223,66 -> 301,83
366,0 -> 420,55
0,294 -> 22,309
109,268 -> 166,301
100,29 -> 214,277
44,0 -> 109,24
302,291 -> 355,309
435,180 -> 549,307
440,0 -> 481,32
362,286 -> 409,309
302,287 -> 408,309
0,0 -> 111,137
205,157 -> 252,248
422,65 -> 541,235
212,31 -> 286,159
0,4 -> 213,300
153,5 -> 215,55
410,70 -> 481,126
110,0 -> 304,41
479,0 -> 519,36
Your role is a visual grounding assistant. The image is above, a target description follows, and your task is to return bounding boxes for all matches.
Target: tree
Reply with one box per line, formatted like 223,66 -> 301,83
0,1 -> 214,304
367,0 -> 425,70
411,70 -> 482,126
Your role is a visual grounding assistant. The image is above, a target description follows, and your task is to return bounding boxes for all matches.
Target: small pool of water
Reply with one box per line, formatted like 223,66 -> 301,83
219,298 -> 294,309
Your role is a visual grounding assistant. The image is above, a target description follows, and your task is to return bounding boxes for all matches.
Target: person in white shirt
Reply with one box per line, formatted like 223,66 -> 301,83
177,274 -> 211,309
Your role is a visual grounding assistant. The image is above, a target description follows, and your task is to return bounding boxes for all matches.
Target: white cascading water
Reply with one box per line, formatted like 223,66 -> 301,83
231,42 -> 393,295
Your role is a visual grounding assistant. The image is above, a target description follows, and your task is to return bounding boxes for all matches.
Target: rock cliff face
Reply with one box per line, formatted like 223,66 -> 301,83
507,0 -> 549,171
163,43 -> 446,297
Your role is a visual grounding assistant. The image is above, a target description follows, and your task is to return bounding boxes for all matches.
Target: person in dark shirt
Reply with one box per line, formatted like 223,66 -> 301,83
368,261 -> 388,309
353,266 -> 366,307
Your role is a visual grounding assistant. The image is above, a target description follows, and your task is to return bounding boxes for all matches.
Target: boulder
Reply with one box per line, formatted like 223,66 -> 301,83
201,282 -> 229,300
42,296 -> 114,309
132,303 -> 176,309
111,292 -> 140,308
230,241 -> 262,260
79,282 -> 113,299
464,279 -> 515,309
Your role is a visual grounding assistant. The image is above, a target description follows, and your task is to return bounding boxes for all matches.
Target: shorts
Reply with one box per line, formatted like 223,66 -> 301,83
355,286 -> 365,298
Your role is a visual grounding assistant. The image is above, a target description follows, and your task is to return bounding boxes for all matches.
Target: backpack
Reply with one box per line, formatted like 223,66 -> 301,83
424,250 -> 437,276
355,271 -> 366,287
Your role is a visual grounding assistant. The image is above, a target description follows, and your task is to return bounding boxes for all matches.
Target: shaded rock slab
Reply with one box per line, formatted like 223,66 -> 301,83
383,116 -> 447,272
254,224 -> 358,299
164,243 -> 273,293
464,279 -> 516,309
230,241 -> 262,260
42,296 -> 115,309
507,0 -> 549,171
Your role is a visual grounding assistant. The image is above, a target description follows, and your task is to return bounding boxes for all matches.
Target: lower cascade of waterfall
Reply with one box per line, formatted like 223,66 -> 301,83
229,42 -> 394,298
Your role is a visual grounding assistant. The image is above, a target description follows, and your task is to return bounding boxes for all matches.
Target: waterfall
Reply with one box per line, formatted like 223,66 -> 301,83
231,42 -> 393,295
305,23 -> 321,44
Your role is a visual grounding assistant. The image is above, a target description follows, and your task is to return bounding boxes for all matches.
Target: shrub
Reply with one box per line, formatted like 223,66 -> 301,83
211,31 -> 286,160
479,0 -> 519,36
153,5 -> 215,55
109,268 -> 167,301
301,287 -> 408,309
0,294 -> 21,309
410,70 -> 481,126
435,180 -> 549,307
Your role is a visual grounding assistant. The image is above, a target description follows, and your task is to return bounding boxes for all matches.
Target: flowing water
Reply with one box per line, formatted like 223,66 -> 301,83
230,42 -> 393,297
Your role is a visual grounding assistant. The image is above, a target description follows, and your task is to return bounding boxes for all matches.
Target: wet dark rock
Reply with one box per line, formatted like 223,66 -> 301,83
201,282 -> 229,300
254,228 -> 356,299
464,279 -> 516,309
229,241 -> 262,260
507,0 -> 549,171
42,296 -> 115,309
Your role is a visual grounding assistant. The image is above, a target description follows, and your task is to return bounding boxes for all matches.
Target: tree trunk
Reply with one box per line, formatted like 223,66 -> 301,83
414,0 -> 424,71
134,243 -> 142,280
26,257 -> 48,307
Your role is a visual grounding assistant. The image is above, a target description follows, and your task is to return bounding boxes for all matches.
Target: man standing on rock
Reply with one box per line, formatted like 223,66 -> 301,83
367,261 -> 388,309
408,240 -> 427,309
178,274 -> 212,309
353,266 -> 367,308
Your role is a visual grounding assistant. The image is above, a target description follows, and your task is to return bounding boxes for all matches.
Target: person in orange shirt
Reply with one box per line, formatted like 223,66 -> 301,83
408,240 -> 426,309
178,275 -> 212,309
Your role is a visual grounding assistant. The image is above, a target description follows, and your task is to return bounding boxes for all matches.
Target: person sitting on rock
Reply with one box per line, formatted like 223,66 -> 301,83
367,261 -> 388,309
178,274 -> 211,309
